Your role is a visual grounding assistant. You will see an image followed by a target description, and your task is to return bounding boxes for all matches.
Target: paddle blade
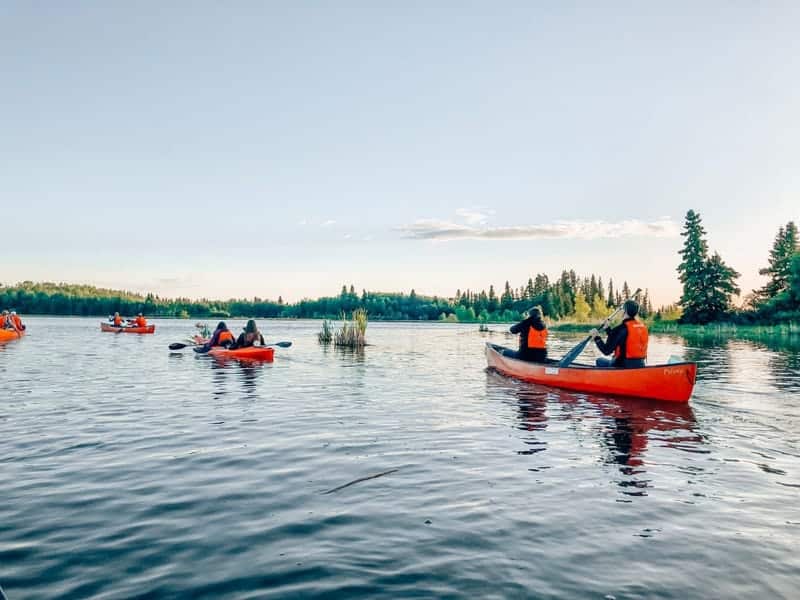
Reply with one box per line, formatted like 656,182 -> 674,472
269,341 -> 292,348
558,336 -> 591,367
169,342 -> 189,350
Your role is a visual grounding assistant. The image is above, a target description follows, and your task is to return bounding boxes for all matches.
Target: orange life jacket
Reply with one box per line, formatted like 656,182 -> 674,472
113,316 -> 123,326
216,330 -> 234,345
614,319 -> 648,360
11,315 -> 23,331
527,327 -> 548,349
135,316 -> 147,327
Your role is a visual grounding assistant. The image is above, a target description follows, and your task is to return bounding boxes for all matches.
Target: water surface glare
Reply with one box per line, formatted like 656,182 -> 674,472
1,318 -> 799,598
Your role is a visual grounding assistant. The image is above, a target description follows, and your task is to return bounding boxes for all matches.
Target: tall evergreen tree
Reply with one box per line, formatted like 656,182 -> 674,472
607,279 -> 615,308
756,221 -> 799,303
702,252 -> 741,321
677,209 -> 711,323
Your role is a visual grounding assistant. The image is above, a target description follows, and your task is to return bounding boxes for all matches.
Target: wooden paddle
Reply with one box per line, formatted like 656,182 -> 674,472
558,288 -> 641,367
169,340 -> 292,350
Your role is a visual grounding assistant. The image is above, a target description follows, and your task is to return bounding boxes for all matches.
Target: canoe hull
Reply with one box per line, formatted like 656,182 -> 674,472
0,329 -> 24,342
485,343 -> 696,403
100,323 -> 156,334
207,346 -> 274,362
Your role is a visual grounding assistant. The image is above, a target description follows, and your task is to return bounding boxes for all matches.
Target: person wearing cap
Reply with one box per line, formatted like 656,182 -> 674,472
230,319 -> 265,350
133,313 -> 148,328
9,311 -> 25,332
590,299 -> 649,368
504,306 -> 548,362
110,312 -> 125,327
194,321 -> 235,353
1,310 -> 13,330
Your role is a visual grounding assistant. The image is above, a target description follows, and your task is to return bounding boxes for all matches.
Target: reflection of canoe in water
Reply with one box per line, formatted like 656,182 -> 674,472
486,343 -> 696,403
0,329 -> 24,342
100,323 -> 156,334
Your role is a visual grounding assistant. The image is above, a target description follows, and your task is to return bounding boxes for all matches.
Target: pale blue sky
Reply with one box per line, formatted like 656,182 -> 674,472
2,2 -> 798,305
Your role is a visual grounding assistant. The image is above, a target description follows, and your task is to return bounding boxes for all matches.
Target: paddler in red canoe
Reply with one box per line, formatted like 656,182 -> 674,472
111,312 -> 125,327
133,313 -> 148,328
194,321 -> 236,354
503,306 -> 548,363
590,299 -> 649,368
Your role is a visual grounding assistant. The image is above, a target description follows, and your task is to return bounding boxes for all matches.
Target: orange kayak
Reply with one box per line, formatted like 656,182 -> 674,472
101,323 -> 156,334
207,345 -> 274,362
0,328 -> 24,342
486,343 -> 696,403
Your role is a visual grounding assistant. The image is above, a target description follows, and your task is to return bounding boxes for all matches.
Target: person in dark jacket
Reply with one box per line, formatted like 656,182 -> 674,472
504,307 -> 548,362
230,319 -> 265,350
590,300 -> 649,368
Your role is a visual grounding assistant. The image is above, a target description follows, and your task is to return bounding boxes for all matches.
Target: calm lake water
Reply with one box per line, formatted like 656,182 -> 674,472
1,317 -> 799,599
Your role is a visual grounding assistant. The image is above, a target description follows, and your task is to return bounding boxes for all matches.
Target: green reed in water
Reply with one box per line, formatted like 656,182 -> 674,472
333,309 -> 368,348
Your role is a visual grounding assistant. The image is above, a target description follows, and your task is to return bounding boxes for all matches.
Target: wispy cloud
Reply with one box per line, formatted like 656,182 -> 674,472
455,207 -> 494,225
398,217 -> 679,241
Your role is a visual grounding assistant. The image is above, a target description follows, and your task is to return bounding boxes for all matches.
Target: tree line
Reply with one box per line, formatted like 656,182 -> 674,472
0,276 -> 652,323
677,210 -> 799,324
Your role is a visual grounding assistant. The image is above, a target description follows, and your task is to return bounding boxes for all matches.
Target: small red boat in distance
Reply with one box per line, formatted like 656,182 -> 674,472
101,323 -> 156,334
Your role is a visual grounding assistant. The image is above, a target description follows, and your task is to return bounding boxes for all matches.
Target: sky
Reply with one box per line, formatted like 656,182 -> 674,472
1,1 -> 798,306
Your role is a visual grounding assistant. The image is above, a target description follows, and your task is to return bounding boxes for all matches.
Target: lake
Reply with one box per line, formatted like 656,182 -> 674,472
1,317 -> 798,599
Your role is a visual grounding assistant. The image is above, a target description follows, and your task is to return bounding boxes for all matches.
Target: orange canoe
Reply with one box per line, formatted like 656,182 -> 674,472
0,328 -> 25,342
100,323 -> 156,334
486,343 -> 696,403
207,345 -> 274,362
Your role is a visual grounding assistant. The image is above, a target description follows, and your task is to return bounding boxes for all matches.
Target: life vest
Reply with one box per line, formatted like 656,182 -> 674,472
10,315 -> 23,331
113,316 -> 123,326
614,319 -> 648,360
135,316 -> 147,327
216,330 -> 234,345
527,326 -> 548,350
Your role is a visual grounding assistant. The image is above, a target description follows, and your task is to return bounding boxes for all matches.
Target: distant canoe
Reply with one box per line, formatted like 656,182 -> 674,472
485,343 -> 696,403
100,323 -> 155,334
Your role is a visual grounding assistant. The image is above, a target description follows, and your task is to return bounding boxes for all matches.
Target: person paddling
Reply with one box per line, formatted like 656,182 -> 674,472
1,310 -> 13,330
504,306 -> 548,363
194,321 -> 235,353
133,313 -> 148,328
9,311 -> 26,332
111,312 -> 125,327
230,319 -> 265,350
590,299 -> 648,368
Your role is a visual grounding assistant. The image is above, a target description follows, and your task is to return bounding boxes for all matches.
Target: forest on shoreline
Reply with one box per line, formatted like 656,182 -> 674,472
2,211 -> 798,327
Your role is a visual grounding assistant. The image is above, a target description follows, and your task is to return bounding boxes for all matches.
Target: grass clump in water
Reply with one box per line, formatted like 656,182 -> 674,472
318,319 -> 333,344
334,309 -> 368,348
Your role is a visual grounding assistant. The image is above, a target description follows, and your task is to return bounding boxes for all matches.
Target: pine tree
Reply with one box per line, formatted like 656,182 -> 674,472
677,209 -> 711,323
526,278 -> 535,299
702,252 -> 741,321
622,281 -> 631,300
756,221 -> 799,303
607,279 -> 615,308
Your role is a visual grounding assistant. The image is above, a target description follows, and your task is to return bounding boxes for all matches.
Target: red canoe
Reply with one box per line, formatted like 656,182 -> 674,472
485,343 -> 696,403
0,329 -> 25,342
207,345 -> 274,362
101,323 -> 156,334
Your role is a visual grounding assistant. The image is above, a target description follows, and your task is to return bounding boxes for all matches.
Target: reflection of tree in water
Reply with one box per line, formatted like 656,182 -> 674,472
678,332 -> 800,392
